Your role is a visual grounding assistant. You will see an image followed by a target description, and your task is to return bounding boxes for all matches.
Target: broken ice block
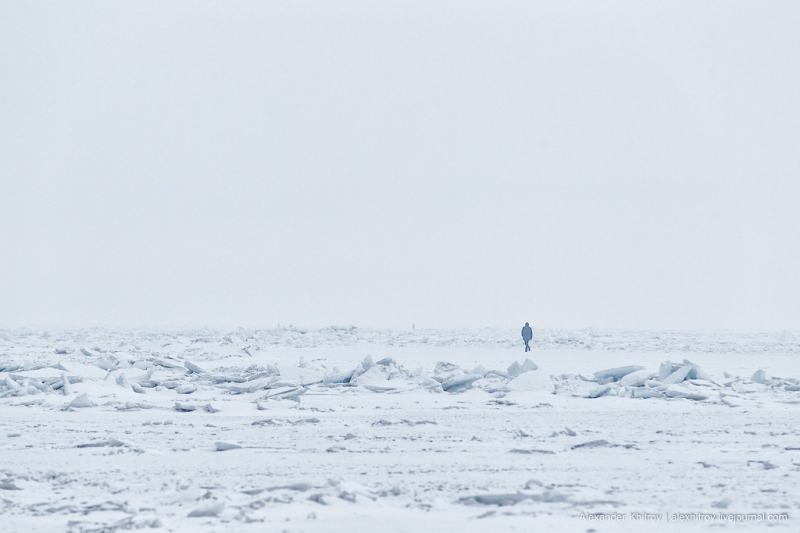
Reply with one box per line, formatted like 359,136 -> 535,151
593,366 -> 644,382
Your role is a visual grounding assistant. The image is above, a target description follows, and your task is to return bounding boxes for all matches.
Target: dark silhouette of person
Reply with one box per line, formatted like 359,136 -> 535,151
521,322 -> 533,352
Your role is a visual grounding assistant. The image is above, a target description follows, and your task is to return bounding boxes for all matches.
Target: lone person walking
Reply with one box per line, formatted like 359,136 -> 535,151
521,322 -> 533,352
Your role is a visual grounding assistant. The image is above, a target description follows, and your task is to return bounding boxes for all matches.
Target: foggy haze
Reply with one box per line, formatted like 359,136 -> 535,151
1,1 -> 799,329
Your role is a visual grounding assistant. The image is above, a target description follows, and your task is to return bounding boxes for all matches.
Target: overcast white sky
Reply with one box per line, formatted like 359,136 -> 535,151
1,1 -> 799,330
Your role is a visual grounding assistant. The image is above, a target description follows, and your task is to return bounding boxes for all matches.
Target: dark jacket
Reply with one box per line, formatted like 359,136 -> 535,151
521,325 -> 533,341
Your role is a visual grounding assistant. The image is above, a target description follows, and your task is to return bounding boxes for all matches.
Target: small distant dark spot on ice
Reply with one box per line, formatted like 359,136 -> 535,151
344,433 -> 357,440
0,482 -> 22,490
338,491 -> 356,503
308,493 -> 327,505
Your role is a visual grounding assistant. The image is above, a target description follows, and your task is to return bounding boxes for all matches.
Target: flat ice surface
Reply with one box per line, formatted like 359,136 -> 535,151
1,328 -> 798,532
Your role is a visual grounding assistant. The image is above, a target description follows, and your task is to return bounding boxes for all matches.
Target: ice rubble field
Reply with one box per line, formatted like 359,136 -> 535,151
1,328 -> 799,533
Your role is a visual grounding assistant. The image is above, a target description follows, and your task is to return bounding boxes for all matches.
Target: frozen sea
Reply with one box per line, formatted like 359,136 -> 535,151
0,327 -> 798,532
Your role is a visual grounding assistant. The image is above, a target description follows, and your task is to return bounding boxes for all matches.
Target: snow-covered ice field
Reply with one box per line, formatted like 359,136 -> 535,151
1,328 -> 798,532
